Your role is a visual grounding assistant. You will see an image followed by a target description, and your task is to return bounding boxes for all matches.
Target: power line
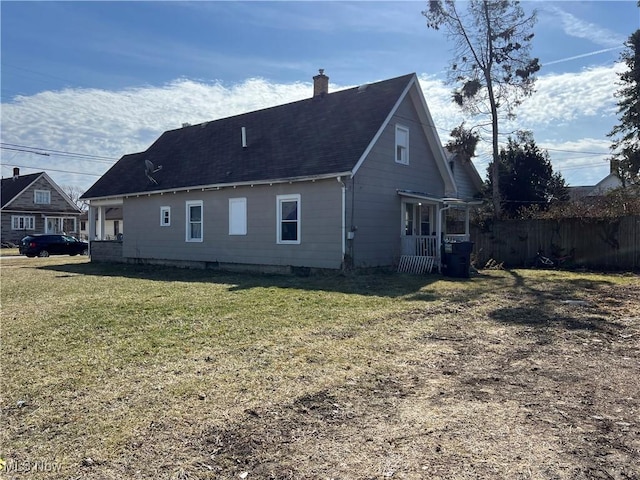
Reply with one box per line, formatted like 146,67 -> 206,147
541,147 -> 609,156
0,163 -> 102,177
0,143 -> 118,164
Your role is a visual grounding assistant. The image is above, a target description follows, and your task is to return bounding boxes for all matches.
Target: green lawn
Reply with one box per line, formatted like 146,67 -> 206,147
2,256 -> 639,479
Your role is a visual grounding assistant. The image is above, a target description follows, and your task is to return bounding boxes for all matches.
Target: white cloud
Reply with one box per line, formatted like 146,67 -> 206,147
1,62 -> 621,190
545,5 -> 627,48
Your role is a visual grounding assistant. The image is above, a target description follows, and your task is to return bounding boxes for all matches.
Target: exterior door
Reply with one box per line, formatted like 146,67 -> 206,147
46,217 -> 62,234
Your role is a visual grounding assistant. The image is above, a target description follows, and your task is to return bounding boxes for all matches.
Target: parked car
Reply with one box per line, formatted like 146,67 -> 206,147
19,234 -> 89,258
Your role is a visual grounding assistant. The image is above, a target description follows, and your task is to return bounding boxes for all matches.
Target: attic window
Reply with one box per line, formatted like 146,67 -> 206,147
395,125 -> 409,165
34,190 -> 51,204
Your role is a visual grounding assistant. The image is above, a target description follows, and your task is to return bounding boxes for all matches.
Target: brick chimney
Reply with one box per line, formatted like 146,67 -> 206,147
12,167 -> 20,180
313,69 -> 329,97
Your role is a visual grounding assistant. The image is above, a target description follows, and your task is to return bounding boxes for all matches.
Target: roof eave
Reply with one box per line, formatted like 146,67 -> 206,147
83,171 -> 353,202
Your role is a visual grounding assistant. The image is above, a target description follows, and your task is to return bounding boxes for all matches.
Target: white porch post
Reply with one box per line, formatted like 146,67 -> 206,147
88,206 -> 96,239
96,206 -> 105,240
435,204 -> 443,272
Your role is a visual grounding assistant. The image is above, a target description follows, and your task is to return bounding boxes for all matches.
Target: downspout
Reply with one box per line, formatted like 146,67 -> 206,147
337,176 -> 346,269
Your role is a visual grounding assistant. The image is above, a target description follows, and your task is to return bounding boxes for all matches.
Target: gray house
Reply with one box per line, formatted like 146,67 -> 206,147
81,72 -> 482,273
1,168 -> 82,245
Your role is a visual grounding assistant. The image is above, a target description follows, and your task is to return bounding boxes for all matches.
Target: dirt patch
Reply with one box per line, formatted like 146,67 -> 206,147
142,281 -> 639,480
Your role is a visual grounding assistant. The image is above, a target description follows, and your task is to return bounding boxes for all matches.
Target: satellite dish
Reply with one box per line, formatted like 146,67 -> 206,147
144,159 -> 163,185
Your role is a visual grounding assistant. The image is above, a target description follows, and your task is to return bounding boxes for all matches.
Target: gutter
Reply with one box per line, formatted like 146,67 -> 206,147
82,171 -> 353,202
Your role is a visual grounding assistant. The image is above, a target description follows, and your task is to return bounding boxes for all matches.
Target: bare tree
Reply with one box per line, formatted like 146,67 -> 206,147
423,0 -> 539,218
62,185 -> 88,211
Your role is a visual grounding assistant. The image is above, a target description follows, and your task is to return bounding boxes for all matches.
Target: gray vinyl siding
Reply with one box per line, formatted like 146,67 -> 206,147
453,161 -> 481,201
122,179 -> 344,269
349,95 -> 445,268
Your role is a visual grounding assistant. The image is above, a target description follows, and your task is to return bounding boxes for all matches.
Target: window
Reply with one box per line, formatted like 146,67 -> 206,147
160,206 -> 171,226
34,190 -> 51,204
185,201 -> 203,242
11,215 -> 35,230
395,125 -> 409,165
229,198 -> 247,235
277,194 -> 300,244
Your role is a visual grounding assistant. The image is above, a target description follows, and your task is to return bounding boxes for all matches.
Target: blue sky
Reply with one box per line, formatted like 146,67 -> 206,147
1,1 -> 638,191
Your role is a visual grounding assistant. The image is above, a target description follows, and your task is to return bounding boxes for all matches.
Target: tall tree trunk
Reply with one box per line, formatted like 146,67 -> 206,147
483,0 -> 502,219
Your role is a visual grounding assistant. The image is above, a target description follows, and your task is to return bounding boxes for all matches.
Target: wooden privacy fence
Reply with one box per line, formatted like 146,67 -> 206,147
471,216 -> 640,271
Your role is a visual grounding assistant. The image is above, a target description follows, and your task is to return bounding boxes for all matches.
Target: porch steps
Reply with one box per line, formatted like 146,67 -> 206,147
397,255 -> 435,274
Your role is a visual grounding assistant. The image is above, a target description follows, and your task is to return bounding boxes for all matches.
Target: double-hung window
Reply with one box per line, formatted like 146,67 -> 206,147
395,124 -> 409,165
185,201 -> 203,242
34,190 -> 51,204
277,194 -> 300,244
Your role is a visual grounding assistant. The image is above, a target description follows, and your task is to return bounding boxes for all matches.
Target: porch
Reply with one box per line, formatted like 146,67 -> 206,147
398,234 -> 470,274
397,190 -> 476,274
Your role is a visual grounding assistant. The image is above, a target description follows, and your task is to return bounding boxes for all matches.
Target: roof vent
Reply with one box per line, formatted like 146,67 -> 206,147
357,83 -> 369,93
182,122 -> 191,128
241,127 -> 247,148
12,167 -> 20,180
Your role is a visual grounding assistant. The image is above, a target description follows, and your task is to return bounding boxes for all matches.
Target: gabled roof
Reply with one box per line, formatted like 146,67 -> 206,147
1,172 -> 44,208
83,73 -> 421,200
1,171 -> 82,212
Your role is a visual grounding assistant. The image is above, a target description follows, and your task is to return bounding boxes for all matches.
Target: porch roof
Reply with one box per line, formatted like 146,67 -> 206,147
397,190 -> 483,206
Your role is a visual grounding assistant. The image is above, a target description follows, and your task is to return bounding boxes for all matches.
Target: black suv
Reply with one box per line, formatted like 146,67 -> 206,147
19,234 -> 89,258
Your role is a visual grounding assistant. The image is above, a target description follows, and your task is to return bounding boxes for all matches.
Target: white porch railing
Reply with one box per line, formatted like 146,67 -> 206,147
401,235 -> 438,257
401,234 -> 471,256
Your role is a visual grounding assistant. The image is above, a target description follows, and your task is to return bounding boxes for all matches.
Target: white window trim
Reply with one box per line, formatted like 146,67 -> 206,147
34,189 -> 51,204
229,198 -> 247,236
160,206 -> 171,227
11,215 -> 35,230
395,124 -> 409,165
276,194 -> 301,245
185,200 -> 203,242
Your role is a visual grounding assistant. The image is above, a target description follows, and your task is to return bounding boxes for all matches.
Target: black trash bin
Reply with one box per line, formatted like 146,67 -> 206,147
441,241 -> 474,278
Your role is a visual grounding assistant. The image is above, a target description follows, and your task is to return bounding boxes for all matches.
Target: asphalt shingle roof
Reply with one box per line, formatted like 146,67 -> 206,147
1,173 -> 43,208
82,73 -> 415,199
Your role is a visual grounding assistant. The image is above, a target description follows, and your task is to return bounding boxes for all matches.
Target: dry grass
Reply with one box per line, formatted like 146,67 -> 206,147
1,256 -> 639,479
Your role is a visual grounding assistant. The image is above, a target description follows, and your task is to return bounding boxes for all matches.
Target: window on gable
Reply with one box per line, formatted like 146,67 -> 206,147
277,194 -> 300,244
11,215 -> 35,230
160,206 -> 171,226
34,190 -> 51,204
395,125 -> 409,165
229,198 -> 247,235
185,201 -> 203,242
